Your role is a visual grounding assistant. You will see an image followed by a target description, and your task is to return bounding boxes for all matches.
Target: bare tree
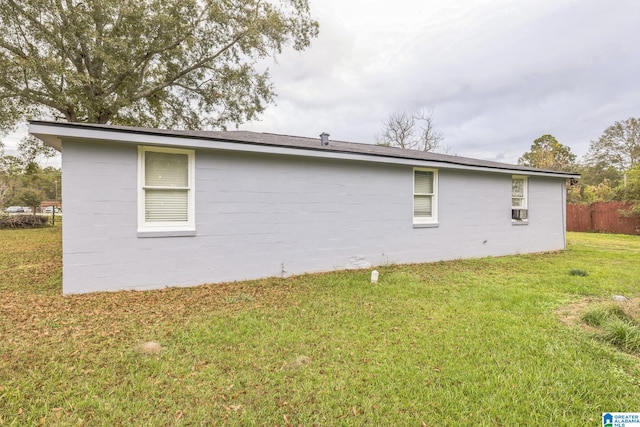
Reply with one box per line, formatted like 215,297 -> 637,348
376,109 -> 444,152
415,110 -> 444,152
376,111 -> 415,149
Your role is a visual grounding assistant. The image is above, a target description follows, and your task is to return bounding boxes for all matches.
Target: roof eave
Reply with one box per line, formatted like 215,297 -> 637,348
28,120 -> 580,179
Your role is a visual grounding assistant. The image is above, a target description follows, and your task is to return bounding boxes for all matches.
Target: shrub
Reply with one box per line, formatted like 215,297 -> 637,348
0,214 -> 49,229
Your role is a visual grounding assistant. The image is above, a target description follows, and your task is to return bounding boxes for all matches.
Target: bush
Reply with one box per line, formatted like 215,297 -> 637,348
0,214 -> 49,229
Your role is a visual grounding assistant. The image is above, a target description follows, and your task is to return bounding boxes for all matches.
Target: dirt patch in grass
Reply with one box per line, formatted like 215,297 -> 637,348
556,296 -> 640,328
556,296 -> 640,356
555,297 -> 602,327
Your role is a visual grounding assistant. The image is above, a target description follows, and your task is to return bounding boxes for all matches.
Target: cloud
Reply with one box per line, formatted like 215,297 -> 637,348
244,0 -> 640,163
6,0 -> 639,167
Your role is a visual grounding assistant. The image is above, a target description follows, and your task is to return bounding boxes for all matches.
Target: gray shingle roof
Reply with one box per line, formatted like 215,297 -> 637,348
30,120 -> 580,178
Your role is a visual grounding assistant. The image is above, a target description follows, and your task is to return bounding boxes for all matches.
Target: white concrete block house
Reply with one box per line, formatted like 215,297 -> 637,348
30,121 -> 579,294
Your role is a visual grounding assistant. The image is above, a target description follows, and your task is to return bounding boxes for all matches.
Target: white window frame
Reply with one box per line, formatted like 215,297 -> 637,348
511,175 -> 528,223
413,168 -> 438,226
138,146 -> 195,236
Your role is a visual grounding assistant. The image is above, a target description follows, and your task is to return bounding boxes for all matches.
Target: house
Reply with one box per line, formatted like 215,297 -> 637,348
40,200 -> 62,212
30,121 -> 579,294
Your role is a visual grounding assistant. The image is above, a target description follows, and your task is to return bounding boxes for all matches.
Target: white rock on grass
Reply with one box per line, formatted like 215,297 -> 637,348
138,341 -> 163,354
612,295 -> 629,302
281,355 -> 310,371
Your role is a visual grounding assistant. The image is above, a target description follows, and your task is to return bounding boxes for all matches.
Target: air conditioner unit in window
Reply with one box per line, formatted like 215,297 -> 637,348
512,209 -> 528,220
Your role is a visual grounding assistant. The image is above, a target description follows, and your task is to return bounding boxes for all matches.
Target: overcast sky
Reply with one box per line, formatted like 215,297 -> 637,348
245,0 -> 640,163
4,0 -> 640,166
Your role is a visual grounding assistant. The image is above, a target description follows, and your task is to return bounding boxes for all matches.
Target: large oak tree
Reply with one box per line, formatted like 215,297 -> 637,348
0,0 -> 318,131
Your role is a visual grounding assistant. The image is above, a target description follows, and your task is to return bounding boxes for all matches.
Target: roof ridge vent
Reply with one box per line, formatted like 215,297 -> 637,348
320,132 -> 330,146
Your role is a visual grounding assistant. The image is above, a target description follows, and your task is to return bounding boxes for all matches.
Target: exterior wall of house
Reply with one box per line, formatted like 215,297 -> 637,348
61,139 -> 567,294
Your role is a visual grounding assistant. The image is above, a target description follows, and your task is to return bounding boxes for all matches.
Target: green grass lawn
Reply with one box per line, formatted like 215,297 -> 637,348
1,228 -> 639,426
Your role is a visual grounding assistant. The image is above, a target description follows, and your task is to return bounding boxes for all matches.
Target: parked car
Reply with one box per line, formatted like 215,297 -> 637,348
43,206 -> 61,214
5,206 -> 24,213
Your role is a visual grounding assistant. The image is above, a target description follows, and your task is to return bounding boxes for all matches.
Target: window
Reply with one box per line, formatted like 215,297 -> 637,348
413,168 -> 438,225
138,146 -> 195,235
511,176 -> 528,222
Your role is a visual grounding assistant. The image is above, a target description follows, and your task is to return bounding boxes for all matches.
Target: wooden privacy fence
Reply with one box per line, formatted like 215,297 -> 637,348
567,202 -> 640,235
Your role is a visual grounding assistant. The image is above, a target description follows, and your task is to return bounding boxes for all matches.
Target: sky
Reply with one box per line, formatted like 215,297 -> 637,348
3,0 -> 640,166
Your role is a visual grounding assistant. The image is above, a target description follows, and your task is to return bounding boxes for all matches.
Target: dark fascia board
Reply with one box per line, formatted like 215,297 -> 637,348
29,120 -> 581,179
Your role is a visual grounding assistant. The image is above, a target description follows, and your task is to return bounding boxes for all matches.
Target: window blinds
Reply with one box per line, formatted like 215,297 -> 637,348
414,195 -> 433,217
144,151 -> 189,222
145,190 -> 188,222
414,171 -> 434,194
414,171 -> 434,218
